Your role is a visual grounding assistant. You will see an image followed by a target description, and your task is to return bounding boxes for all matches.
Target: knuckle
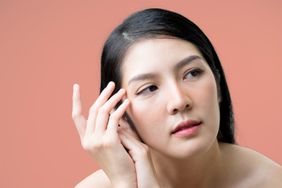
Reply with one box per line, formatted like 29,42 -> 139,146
98,106 -> 108,114
80,135 -> 118,152
81,141 -> 89,150
81,139 -> 90,150
81,138 -> 101,151
91,141 -> 102,150
71,112 -> 79,120
102,137 -> 116,148
109,113 -> 119,122
89,105 -> 98,114
138,145 -> 150,156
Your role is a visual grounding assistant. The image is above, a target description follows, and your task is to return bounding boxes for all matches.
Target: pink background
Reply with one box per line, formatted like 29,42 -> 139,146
1,1 -> 281,187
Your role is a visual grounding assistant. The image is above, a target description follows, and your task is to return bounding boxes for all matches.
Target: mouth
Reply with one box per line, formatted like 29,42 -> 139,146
171,120 -> 202,136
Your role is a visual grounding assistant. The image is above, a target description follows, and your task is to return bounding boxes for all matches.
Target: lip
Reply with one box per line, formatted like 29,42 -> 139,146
171,119 -> 202,136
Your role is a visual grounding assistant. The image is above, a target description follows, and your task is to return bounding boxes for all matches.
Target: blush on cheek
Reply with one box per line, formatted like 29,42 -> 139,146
198,78 -> 219,111
129,101 -> 159,130
205,76 -> 218,97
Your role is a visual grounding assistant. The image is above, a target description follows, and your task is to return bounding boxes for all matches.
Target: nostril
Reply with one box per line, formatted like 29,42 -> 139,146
172,103 -> 190,113
173,108 -> 178,114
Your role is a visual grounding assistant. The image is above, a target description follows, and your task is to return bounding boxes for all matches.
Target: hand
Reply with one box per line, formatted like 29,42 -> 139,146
118,115 -> 160,188
72,82 -> 137,187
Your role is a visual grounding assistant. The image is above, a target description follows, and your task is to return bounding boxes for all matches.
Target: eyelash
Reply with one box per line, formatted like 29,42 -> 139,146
183,68 -> 203,80
136,85 -> 158,96
136,68 -> 203,96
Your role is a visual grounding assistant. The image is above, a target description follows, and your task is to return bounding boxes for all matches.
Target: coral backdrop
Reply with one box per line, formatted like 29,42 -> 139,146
0,1 -> 281,187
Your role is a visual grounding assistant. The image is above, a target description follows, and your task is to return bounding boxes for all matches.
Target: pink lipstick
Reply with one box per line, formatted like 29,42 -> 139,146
171,120 -> 201,137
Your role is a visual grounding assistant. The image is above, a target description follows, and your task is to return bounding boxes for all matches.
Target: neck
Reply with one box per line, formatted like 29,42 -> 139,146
151,141 -> 223,188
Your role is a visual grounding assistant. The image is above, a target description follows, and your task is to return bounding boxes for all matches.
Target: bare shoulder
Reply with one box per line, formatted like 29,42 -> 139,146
220,143 -> 282,187
259,166 -> 282,187
75,169 -> 111,188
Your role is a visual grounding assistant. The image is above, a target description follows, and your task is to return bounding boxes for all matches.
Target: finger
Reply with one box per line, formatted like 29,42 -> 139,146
85,82 -> 115,136
72,83 -> 86,138
107,99 -> 130,133
118,118 -> 140,140
72,83 -> 82,120
95,88 -> 126,134
119,129 -> 144,146
89,81 -> 115,112
120,133 -> 158,185
119,131 -> 148,162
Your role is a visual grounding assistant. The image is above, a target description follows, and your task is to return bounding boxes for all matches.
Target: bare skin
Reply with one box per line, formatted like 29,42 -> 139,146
72,83 -> 282,188
72,38 -> 282,188
74,143 -> 282,188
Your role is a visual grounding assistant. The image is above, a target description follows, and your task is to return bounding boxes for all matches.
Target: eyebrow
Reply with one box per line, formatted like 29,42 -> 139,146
174,55 -> 201,71
127,55 -> 202,86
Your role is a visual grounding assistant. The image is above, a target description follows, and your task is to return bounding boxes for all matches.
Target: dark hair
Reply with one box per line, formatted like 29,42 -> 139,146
100,8 -> 235,144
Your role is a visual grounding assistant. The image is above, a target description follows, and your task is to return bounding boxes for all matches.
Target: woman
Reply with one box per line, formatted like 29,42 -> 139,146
72,8 -> 282,188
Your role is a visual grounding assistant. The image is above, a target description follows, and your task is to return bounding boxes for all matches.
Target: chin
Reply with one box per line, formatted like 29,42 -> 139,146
168,136 -> 218,159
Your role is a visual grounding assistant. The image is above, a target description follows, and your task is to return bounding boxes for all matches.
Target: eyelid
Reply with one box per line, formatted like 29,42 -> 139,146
183,68 -> 203,80
136,84 -> 157,95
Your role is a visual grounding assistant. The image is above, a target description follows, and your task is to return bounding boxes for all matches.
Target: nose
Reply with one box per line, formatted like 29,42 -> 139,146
166,83 -> 192,115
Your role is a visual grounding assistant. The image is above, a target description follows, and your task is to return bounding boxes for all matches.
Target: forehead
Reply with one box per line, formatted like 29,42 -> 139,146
121,38 -> 205,85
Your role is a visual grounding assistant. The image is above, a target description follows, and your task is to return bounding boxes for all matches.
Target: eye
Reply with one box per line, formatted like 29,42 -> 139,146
183,68 -> 203,80
136,85 -> 158,95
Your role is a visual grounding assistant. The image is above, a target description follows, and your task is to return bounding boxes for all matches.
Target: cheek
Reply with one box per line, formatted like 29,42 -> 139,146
197,78 -> 220,124
127,98 -> 163,136
201,79 -> 218,105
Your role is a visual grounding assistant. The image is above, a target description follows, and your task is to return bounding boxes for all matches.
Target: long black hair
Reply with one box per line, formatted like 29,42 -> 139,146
100,8 -> 235,144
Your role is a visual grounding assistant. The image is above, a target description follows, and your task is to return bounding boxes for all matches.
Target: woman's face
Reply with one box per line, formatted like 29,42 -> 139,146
121,38 -> 220,158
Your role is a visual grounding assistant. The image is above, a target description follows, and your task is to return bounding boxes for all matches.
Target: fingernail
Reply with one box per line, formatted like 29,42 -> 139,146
124,99 -> 129,104
73,83 -> 79,91
108,81 -> 114,87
